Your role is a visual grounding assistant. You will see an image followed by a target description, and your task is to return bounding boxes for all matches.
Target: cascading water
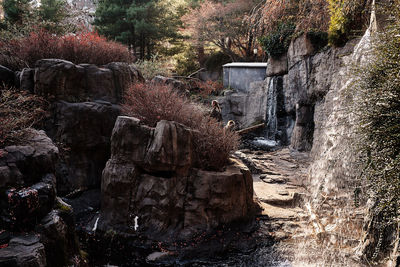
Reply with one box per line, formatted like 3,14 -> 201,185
265,77 -> 278,140
252,77 -> 280,149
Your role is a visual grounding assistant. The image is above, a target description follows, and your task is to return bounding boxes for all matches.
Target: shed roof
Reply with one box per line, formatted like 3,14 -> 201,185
223,62 -> 268,68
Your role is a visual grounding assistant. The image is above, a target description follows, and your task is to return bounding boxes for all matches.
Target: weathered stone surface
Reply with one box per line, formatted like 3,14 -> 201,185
0,129 -> 58,187
267,54 -> 288,77
34,59 -> 87,101
145,120 -> 192,174
100,116 -> 256,240
47,101 -> 120,194
34,59 -> 144,103
220,81 -> 268,128
101,159 -> 137,228
110,116 -> 153,163
36,210 -> 80,267
287,34 -> 315,68
290,103 -> 314,151
19,68 -> 35,93
0,65 -> 16,88
0,234 -> 46,267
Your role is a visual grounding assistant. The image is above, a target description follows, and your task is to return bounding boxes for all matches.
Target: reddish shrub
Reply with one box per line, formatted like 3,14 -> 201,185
189,80 -> 224,97
123,83 -> 239,170
0,29 -> 133,70
0,87 -> 48,147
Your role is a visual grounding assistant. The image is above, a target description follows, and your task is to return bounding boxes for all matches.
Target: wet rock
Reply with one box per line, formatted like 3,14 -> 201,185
0,234 -> 46,267
36,210 -> 80,267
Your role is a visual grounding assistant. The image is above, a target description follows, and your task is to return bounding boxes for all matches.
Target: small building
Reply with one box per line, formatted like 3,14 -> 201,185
223,62 -> 268,92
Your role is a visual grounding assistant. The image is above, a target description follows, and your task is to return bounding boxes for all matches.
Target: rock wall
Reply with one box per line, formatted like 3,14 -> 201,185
100,116 -> 256,240
0,129 -> 82,266
10,59 -> 144,194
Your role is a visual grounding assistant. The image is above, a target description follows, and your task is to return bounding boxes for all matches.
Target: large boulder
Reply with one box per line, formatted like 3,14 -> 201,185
34,59 -> 144,103
0,129 -> 58,231
0,65 -> 16,88
0,129 -> 58,188
100,116 -> 256,240
266,54 -> 288,77
46,101 -> 121,194
0,234 -> 46,267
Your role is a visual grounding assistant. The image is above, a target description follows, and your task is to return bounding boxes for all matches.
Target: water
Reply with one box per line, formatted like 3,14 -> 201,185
265,77 -> 278,141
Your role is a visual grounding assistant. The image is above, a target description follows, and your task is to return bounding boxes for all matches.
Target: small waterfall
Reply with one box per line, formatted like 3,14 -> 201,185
251,77 -> 280,149
265,77 -> 278,140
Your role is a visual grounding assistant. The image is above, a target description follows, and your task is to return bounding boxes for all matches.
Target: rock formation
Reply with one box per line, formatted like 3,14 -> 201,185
0,129 -> 82,266
100,116 -> 256,240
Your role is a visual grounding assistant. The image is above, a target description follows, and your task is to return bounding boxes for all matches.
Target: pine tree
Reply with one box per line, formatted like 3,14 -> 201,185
94,0 -> 182,59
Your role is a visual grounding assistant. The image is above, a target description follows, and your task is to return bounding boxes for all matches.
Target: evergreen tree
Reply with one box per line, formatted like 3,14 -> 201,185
2,0 -> 31,24
39,0 -> 67,24
94,0 -> 182,59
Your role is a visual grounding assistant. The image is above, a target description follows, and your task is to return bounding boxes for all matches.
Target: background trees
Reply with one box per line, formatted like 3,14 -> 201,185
182,0 -> 263,62
94,0 -> 184,59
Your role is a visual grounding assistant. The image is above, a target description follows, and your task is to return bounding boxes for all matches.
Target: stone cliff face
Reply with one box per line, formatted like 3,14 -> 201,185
100,116 -> 256,240
17,59 -> 144,194
0,129 -> 83,266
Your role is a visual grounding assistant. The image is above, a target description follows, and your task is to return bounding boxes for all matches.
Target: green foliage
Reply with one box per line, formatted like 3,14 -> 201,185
328,0 -> 370,46
94,0 -> 183,59
204,51 -> 231,72
306,30 -> 329,51
258,22 -> 295,59
0,0 -> 72,37
173,44 -> 199,76
353,2 -> 400,259
134,54 -> 171,80
2,0 -> 30,24
39,0 -> 67,24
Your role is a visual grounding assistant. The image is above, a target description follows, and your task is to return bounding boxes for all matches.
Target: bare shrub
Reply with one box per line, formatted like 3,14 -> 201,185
0,29 -> 134,70
0,87 -> 48,147
123,83 -> 239,170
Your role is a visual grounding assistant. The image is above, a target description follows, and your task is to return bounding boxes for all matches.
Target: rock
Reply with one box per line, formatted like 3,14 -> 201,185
0,234 -> 46,267
36,210 -> 80,267
19,68 -> 35,93
0,65 -> 16,88
100,116 -> 256,240
146,251 -> 170,262
151,75 -> 187,92
145,120 -> 193,175
100,159 -> 137,228
287,34 -> 315,68
34,59 -> 144,103
220,81 -> 268,128
266,54 -> 288,77
47,101 -> 120,194
0,129 -> 58,187
290,103 -> 314,151
110,116 -> 153,164
34,59 -> 87,101
64,189 -> 100,223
